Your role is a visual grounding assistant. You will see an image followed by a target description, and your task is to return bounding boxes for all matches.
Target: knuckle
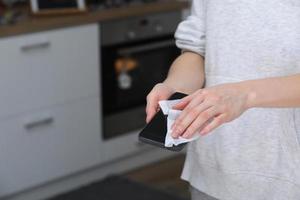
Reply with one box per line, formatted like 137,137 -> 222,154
146,94 -> 152,101
210,95 -> 221,103
184,107 -> 193,114
188,125 -> 197,134
154,83 -> 162,88
189,108 -> 199,118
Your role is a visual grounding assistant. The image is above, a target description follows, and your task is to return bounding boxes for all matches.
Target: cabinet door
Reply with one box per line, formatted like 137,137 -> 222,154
0,97 -> 102,197
0,24 -> 99,119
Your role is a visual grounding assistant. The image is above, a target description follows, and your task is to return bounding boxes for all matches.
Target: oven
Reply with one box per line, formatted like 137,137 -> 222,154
100,11 -> 181,140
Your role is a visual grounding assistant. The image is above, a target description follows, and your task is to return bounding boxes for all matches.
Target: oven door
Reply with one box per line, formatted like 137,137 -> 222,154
101,36 -> 180,139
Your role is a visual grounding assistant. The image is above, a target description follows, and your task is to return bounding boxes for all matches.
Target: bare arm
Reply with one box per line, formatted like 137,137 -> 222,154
243,74 -> 300,108
171,73 -> 300,138
164,51 -> 205,94
146,0 -> 206,123
145,51 -> 205,123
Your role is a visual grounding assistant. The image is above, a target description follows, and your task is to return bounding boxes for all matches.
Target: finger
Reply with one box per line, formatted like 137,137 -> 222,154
172,93 -> 195,110
180,92 -> 205,115
171,98 -> 207,138
182,107 -> 219,139
171,99 -> 210,138
200,114 -> 226,135
146,95 -> 159,123
173,90 -> 203,110
172,92 -> 205,132
171,92 -> 199,129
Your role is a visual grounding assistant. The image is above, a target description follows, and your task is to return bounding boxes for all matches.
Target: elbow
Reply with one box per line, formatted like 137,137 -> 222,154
174,16 -> 206,57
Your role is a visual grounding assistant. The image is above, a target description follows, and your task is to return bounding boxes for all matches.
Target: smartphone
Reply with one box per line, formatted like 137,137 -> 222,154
138,92 -> 187,152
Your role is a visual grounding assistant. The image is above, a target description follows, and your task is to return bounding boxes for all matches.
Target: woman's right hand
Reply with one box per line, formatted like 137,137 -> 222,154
146,83 -> 176,123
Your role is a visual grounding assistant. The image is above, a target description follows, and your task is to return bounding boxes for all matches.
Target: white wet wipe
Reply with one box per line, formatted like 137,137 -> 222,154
158,99 -> 200,147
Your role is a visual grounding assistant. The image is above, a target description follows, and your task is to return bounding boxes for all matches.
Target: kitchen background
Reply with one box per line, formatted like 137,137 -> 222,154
0,0 -> 191,200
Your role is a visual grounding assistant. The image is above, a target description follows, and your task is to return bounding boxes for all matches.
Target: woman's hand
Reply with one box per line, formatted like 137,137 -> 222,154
146,83 -> 176,123
171,83 -> 251,138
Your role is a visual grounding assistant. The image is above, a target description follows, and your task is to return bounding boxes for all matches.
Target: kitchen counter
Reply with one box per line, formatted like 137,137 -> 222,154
0,1 -> 189,38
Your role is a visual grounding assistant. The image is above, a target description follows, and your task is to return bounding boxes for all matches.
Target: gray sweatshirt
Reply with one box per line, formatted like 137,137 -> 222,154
174,0 -> 300,199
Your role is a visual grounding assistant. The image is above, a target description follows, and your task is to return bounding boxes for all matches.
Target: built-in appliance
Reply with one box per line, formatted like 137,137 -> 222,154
100,11 -> 181,140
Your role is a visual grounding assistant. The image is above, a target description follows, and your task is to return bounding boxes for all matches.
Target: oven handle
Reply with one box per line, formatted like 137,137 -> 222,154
118,39 -> 175,55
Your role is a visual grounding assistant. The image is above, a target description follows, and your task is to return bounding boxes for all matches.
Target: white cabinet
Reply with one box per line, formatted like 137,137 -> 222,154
0,24 -> 99,119
0,24 -> 102,197
0,98 -> 101,196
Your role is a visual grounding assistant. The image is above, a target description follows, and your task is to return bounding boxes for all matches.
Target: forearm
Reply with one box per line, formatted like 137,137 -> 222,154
243,74 -> 300,108
164,51 -> 205,94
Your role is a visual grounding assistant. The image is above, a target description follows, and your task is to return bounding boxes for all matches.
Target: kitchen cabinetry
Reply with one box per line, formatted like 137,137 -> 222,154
0,24 -> 99,119
0,24 -> 102,197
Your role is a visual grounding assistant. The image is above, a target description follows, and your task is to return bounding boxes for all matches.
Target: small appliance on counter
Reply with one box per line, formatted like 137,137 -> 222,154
100,10 -> 182,140
89,0 -> 159,9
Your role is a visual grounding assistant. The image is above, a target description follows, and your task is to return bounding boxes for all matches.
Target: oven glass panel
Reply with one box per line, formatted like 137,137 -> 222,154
102,36 -> 180,114
101,35 -> 180,139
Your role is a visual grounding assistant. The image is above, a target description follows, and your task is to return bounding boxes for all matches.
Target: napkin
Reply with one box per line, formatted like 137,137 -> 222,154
158,99 -> 201,147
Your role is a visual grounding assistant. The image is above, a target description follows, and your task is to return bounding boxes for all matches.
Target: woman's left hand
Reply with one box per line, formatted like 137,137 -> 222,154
171,82 -> 251,138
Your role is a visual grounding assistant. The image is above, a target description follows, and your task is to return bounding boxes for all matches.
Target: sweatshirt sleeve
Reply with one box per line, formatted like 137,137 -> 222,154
175,0 -> 206,57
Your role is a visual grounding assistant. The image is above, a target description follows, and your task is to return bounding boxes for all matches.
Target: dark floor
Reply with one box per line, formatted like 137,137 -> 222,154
47,154 -> 189,200
125,154 -> 190,199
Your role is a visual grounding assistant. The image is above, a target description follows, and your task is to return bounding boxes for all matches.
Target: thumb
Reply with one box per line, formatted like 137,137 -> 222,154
146,96 -> 159,123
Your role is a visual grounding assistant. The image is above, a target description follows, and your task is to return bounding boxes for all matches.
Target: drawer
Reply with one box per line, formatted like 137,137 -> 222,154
0,24 -> 100,119
0,97 -> 102,196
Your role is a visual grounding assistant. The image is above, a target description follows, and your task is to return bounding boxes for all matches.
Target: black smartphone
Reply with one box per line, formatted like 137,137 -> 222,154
138,92 -> 187,152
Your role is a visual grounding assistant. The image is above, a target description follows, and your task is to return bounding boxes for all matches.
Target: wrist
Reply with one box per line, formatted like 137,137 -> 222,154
163,79 -> 182,93
239,80 -> 257,109
163,79 -> 192,94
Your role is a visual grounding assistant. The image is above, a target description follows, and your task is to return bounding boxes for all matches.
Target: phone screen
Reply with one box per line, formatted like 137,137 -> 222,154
139,92 -> 187,151
139,109 -> 167,145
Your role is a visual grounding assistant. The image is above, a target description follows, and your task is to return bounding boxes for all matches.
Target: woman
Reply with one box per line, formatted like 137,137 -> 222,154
146,0 -> 300,199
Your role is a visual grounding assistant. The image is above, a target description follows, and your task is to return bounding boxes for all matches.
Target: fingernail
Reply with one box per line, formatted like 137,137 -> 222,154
200,130 -> 207,135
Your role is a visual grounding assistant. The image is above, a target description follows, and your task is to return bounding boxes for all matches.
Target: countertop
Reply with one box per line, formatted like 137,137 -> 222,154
0,1 -> 189,38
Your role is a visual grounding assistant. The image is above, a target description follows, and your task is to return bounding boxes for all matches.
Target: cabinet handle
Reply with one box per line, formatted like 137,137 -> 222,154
24,116 -> 54,130
20,40 -> 51,52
